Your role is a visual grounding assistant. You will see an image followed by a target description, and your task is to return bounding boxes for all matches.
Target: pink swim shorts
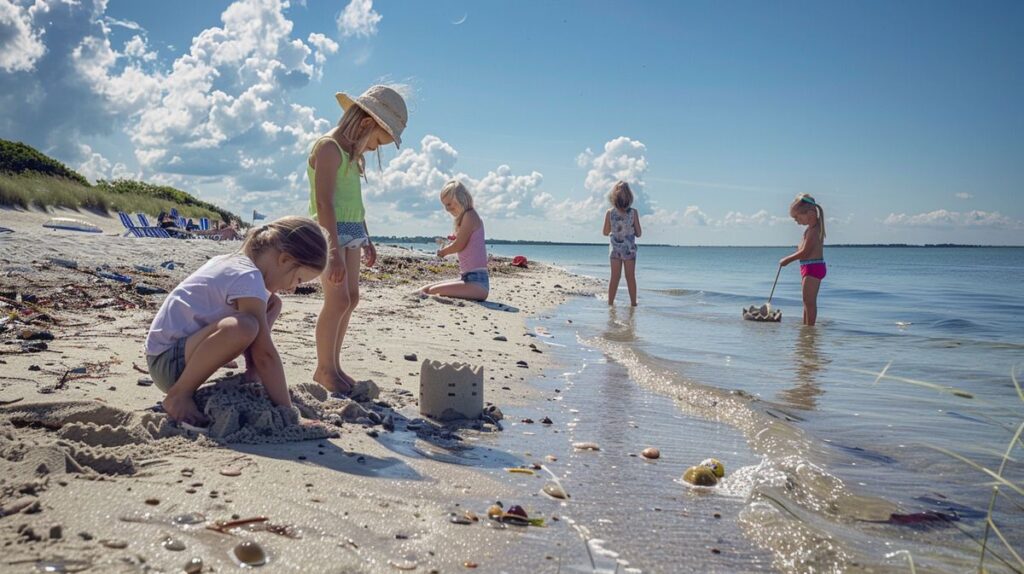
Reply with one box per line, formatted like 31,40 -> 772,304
800,260 -> 827,280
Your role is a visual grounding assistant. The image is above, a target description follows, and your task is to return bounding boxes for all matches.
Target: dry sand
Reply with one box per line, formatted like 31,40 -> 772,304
0,207 -> 603,573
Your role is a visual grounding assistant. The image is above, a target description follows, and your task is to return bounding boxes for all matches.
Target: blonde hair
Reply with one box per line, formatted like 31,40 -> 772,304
440,179 -> 475,230
310,106 -> 384,179
242,216 -> 328,272
608,181 -> 634,210
791,193 -> 826,241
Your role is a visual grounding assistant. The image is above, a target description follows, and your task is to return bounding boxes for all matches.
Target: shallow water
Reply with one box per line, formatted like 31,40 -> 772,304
396,243 -> 1024,573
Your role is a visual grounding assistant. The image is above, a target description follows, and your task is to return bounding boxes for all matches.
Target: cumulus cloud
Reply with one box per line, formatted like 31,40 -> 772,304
337,0 -> 381,38
0,0 -> 46,72
360,135 -> 552,222
883,209 -> 1019,228
954,192 -> 973,200
720,209 -> 785,227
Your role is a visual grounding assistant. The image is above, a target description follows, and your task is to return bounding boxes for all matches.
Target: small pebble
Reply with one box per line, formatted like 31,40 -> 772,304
184,557 -> 203,574
163,537 -> 186,551
572,442 -> 600,451
144,498 -> 160,506
641,447 -> 661,460
101,538 -> 128,549
220,467 -> 242,477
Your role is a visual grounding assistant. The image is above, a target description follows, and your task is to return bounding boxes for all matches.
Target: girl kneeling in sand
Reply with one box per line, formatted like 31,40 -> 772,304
420,180 -> 489,301
143,216 -> 328,424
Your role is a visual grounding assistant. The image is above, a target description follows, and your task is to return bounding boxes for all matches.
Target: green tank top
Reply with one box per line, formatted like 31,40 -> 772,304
307,137 -> 365,222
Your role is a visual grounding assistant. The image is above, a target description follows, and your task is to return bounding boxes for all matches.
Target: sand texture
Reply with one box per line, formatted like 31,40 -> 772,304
0,207 -> 602,573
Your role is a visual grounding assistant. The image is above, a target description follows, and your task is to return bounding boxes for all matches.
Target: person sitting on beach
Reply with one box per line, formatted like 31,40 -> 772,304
779,193 -> 826,326
419,180 -> 490,301
143,216 -> 328,425
602,180 -> 642,306
309,85 -> 408,395
186,218 -> 198,231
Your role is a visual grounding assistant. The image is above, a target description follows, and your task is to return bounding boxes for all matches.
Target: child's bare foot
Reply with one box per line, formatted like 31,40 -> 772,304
313,366 -> 354,395
162,392 -> 209,426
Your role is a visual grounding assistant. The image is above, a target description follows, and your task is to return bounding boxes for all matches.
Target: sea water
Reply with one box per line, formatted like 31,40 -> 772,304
399,243 -> 1024,573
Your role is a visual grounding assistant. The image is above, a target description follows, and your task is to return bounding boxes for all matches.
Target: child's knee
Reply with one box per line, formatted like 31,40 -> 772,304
347,287 -> 360,308
233,314 -> 260,341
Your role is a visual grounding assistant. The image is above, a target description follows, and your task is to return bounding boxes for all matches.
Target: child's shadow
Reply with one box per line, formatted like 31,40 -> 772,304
476,300 -> 519,313
375,411 -> 523,469
230,439 -> 424,481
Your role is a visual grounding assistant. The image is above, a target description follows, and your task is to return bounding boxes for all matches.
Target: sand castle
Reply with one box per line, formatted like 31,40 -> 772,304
419,359 -> 484,421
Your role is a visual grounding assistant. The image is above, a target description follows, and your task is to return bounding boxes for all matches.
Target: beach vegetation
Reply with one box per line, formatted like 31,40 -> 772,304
0,139 -> 242,223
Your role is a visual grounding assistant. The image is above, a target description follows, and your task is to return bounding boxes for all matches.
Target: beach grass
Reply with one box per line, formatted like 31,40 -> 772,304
0,173 -> 222,220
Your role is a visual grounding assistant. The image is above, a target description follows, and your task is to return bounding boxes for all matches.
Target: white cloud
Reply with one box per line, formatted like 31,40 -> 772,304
76,143 -> 134,183
359,134 -> 552,223
883,209 -> 1019,228
954,192 -> 973,200
337,0 -> 381,38
0,0 -> 46,73
720,209 -> 785,227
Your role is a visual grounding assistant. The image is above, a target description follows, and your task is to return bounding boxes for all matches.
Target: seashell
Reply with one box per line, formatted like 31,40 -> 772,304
162,537 -> 186,551
572,441 -> 600,451
184,557 -> 203,574
542,482 -> 568,500
641,447 -> 660,459
388,558 -> 417,570
171,512 -> 206,525
220,467 -> 242,477
701,458 -> 726,477
100,538 -> 128,549
232,541 -> 268,567
486,505 -> 503,519
34,559 -> 92,573
505,505 -> 528,519
449,514 -> 473,525
682,465 -> 719,486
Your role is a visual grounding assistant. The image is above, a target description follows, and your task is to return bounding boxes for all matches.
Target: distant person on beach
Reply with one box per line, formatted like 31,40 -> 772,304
419,180 -> 489,301
308,85 -> 408,395
602,180 -> 642,306
143,216 -> 327,425
779,193 -> 826,326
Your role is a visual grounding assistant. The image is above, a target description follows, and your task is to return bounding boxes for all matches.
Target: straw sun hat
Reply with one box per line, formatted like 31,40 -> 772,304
335,85 -> 408,148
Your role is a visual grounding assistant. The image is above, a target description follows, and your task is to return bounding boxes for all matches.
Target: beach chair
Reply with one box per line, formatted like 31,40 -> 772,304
170,208 -> 179,219
177,216 -> 188,229
118,212 -> 169,238
199,217 -> 211,231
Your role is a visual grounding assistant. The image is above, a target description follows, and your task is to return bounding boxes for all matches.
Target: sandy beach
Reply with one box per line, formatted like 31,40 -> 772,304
0,207 -> 608,573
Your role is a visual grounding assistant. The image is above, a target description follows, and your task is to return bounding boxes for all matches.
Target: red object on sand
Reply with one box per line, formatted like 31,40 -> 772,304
511,255 -> 528,268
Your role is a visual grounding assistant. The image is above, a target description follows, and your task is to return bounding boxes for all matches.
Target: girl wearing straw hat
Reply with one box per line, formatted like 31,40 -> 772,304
308,85 -> 408,394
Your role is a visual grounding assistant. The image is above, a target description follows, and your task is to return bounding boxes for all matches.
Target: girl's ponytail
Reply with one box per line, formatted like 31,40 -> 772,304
241,216 -> 328,272
816,204 -> 826,241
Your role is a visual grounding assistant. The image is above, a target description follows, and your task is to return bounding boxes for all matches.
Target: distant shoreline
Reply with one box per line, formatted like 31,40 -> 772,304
374,237 -> 1024,249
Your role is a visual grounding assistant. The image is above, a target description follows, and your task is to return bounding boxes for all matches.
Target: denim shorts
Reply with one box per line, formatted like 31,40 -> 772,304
461,269 -> 490,291
146,337 -> 187,393
337,221 -> 369,249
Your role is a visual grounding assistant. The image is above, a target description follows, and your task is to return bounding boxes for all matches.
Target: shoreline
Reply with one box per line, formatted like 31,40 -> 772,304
0,207 -> 609,572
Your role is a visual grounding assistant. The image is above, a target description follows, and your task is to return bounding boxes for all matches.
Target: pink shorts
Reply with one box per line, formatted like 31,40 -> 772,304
800,260 -> 827,280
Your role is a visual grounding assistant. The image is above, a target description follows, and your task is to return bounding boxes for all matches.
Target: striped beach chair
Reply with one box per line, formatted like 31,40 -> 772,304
199,217 -> 211,231
118,212 -> 169,238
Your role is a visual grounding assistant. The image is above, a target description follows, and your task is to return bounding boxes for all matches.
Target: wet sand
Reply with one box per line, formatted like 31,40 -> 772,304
0,207 -> 609,573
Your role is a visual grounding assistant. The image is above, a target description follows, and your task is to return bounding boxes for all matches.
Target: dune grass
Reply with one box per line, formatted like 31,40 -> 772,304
0,173 -> 222,221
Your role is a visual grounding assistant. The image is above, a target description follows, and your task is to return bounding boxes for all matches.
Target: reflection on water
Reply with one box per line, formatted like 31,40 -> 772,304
780,326 -> 829,410
605,305 -> 637,343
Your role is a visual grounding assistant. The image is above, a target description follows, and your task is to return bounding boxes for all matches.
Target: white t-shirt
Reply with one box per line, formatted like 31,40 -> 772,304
144,254 -> 270,356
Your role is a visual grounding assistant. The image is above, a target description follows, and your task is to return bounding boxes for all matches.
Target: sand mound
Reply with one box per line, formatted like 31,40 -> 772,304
0,377 -> 386,487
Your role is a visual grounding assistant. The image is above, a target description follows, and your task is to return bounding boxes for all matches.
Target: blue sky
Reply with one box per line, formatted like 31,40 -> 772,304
1,0 -> 1022,245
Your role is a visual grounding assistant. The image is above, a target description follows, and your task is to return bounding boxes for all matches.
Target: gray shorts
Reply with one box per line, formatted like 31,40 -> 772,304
461,269 -> 490,291
146,337 -> 187,393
